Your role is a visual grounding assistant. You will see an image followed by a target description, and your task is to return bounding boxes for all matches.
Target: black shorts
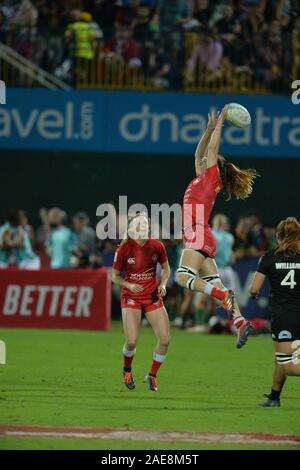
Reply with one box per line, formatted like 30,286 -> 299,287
270,309 -> 300,342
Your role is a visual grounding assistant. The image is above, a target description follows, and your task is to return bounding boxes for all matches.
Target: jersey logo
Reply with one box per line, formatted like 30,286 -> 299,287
126,299 -> 135,305
278,330 -> 292,340
152,254 -> 158,262
127,257 -> 135,264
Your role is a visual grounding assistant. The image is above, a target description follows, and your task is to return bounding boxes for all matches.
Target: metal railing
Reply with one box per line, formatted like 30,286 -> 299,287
0,42 -> 71,90
75,56 -> 267,94
76,57 -> 160,91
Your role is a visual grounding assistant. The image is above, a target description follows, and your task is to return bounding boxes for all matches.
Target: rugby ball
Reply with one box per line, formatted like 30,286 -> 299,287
225,103 -> 251,128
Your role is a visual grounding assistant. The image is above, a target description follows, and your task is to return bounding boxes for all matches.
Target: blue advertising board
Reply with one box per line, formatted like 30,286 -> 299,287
0,88 -> 299,157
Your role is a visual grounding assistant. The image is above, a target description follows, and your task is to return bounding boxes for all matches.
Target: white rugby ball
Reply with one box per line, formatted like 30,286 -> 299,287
225,103 -> 251,128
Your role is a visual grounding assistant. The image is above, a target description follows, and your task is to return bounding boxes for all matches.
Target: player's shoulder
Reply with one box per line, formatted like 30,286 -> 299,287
116,239 -> 131,254
205,163 -> 220,177
148,238 -> 165,250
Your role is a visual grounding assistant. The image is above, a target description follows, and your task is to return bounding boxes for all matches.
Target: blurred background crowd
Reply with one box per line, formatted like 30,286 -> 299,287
1,0 -> 300,91
0,206 -> 274,334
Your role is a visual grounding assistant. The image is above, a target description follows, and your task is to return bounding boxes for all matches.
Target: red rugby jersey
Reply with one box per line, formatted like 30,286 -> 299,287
113,238 -> 168,300
183,164 -> 223,227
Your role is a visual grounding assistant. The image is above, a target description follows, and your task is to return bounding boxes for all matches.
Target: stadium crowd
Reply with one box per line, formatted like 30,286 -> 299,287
1,0 -> 299,91
0,207 -> 275,333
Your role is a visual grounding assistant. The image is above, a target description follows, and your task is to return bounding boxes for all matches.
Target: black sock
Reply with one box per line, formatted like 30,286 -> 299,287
268,389 -> 281,400
123,367 -> 131,373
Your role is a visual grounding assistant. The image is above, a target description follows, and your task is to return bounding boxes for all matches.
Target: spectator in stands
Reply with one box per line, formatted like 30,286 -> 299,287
233,216 -> 252,259
132,4 -> 152,43
101,239 -> 117,267
247,211 -> 267,256
191,0 -> 211,27
65,11 -> 97,61
152,0 -> 190,51
264,224 -> 277,252
37,206 -> 70,249
214,4 -> 242,64
95,0 -> 118,39
0,209 -> 40,269
45,208 -> 78,269
212,214 -> 235,292
114,0 -> 139,28
20,209 -> 35,248
152,0 -> 190,32
73,211 -> 96,254
9,0 -> 38,60
142,40 -> 178,88
105,26 -> 141,66
186,28 -> 223,82
63,10 -> 97,82
12,0 -> 38,28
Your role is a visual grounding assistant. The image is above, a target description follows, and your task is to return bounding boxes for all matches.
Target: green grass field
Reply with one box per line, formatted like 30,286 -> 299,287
0,324 -> 299,450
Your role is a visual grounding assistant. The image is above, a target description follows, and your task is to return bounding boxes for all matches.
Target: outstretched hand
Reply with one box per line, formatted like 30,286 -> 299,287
217,105 -> 228,125
207,110 -> 218,130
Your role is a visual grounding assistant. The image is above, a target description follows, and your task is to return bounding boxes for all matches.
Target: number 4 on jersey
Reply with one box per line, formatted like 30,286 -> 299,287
281,270 -> 297,289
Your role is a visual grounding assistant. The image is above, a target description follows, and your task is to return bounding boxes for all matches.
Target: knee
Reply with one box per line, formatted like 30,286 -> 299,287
159,334 -> 170,348
176,266 -> 198,289
125,341 -> 137,351
280,362 -> 298,376
281,363 -> 292,375
176,273 -> 188,288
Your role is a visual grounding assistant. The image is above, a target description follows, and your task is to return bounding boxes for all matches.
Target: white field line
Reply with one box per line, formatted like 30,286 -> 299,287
1,426 -> 300,447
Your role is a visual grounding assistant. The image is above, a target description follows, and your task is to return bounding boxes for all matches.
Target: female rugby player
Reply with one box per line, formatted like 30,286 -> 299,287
249,217 -> 300,407
177,106 -> 259,348
112,212 -> 170,392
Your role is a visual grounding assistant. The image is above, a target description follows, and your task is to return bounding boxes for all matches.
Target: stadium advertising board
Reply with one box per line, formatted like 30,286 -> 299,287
0,268 -> 111,331
0,88 -> 299,157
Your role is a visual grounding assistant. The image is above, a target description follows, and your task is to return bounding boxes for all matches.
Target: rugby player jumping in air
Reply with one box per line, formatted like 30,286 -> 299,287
249,217 -> 300,407
177,106 -> 259,348
112,212 -> 170,392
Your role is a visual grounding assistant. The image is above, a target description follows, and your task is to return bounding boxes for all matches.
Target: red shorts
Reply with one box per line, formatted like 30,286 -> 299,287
183,224 -> 216,258
121,295 -> 164,313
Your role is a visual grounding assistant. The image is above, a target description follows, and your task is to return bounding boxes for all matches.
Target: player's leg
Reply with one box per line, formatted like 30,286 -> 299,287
144,305 -> 170,391
274,340 -> 300,376
259,356 -> 286,407
122,307 -> 142,390
200,257 -> 253,348
176,248 -> 232,306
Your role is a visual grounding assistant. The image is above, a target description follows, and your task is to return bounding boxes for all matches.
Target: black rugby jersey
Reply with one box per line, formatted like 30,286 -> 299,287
257,250 -> 300,310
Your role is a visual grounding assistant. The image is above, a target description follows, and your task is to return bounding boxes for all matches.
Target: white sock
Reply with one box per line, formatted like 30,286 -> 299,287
123,345 -> 136,357
204,283 -> 214,295
153,352 -> 166,363
233,316 -> 245,328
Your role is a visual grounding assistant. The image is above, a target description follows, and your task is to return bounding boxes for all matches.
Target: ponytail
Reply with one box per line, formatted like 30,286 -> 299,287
218,156 -> 259,201
275,217 -> 300,255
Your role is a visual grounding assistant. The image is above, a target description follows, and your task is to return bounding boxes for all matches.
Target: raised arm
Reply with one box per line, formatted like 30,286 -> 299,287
206,105 -> 227,168
195,110 -> 218,175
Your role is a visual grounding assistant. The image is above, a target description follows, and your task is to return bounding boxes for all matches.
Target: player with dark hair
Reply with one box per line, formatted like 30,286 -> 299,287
112,212 -> 170,392
249,217 -> 300,407
176,106 -> 259,348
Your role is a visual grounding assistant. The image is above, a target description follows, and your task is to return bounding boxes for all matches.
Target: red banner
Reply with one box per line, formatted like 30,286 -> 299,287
0,268 -> 111,331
